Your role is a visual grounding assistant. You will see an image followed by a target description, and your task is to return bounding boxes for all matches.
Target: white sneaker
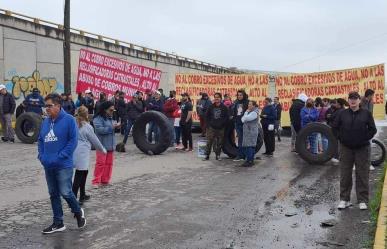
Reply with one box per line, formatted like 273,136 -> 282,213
331,158 -> 339,164
359,203 -> 368,210
370,165 -> 375,171
337,200 -> 352,210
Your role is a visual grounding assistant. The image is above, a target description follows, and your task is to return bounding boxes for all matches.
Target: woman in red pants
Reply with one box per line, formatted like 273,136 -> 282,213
92,101 -> 120,186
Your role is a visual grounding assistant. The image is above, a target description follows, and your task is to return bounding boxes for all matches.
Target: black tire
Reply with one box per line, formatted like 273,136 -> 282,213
295,123 -> 337,164
15,112 -> 42,144
371,138 -> 386,167
132,111 -> 172,155
222,121 -> 264,158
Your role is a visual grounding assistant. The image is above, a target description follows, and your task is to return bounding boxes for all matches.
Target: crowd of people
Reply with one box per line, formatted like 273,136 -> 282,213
0,82 -> 380,232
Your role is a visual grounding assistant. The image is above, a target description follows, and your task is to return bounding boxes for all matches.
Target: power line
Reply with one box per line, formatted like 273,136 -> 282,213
278,32 -> 387,71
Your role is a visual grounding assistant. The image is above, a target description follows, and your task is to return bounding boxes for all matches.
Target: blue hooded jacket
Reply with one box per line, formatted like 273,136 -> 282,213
301,107 -> 319,127
38,109 -> 78,169
24,92 -> 44,114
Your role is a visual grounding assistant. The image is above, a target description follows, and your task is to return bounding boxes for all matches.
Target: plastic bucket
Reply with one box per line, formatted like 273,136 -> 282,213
197,140 -> 207,158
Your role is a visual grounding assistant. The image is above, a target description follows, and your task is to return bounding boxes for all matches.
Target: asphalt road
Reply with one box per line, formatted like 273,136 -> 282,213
0,128 -> 385,249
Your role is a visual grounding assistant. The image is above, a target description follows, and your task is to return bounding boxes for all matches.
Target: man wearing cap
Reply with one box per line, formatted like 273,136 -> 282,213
23,88 -> 45,115
0,84 -> 16,142
332,91 -> 377,210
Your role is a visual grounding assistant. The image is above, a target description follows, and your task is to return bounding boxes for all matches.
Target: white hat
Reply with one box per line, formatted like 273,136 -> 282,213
297,93 -> 308,102
154,90 -> 161,95
0,84 -> 6,91
85,89 -> 92,94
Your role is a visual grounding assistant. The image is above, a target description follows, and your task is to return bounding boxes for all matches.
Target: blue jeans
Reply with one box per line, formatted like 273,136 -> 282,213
44,167 -> 81,225
175,126 -> 181,145
147,122 -> 160,143
168,118 -> 175,146
123,119 -> 135,144
243,146 -> 255,162
235,122 -> 244,159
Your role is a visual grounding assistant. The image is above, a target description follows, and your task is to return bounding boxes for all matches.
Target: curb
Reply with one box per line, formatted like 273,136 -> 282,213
374,168 -> 387,249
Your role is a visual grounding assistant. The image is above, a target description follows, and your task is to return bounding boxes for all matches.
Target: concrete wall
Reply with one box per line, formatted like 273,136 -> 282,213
0,13 -> 235,104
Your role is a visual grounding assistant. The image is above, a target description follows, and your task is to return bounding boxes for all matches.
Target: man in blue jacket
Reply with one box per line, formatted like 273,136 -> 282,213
38,93 -> 86,234
23,88 -> 44,114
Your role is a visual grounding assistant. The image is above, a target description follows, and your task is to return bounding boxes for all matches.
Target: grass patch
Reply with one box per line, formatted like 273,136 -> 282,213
363,162 -> 387,248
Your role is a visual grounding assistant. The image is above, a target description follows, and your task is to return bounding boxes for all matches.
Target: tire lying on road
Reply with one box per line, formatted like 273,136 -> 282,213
15,112 -> 42,144
371,138 -> 386,167
132,111 -> 172,155
222,121 -> 264,158
295,122 -> 338,164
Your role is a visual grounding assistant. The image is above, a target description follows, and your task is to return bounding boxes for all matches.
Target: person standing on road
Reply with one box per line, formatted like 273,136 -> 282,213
180,93 -> 193,151
196,93 -> 212,137
204,93 -> 229,161
273,97 -> 282,142
326,98 -> 346,164
38,93 -> 86,234
61,93 -> 76,116
163,90 -> 179,147
332,91 -> 377,210
24,88 -> 44,115
289,93 -> 308,152
72,106 -> 106,205
360,89 -> 375,114
92,101 -> 119,186
232,90 -> 249,161
240,101 -> 260,167
0,84 -> 16,143
82,90 -> 95,115
117,91 -> 127,135
260,97 -> 277,157
301,98 -> 319,154
123,93 -> 144,145
174,102 -> 182,149
147,91 -> 164,143
94,92 -> 107,115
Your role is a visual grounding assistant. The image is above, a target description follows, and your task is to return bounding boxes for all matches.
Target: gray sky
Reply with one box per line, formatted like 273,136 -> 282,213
2,0 -> 387,72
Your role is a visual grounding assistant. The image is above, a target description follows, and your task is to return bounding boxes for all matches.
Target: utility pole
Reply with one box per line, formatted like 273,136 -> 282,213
63,0 -> 71,94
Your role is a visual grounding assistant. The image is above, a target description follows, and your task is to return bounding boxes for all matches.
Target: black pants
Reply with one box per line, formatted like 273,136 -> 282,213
72,170 -> 89,199
263,128 -> 275,154
181,122 -> 193,149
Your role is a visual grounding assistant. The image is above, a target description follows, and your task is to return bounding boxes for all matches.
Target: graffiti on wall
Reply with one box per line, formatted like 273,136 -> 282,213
4,71 -> 64,103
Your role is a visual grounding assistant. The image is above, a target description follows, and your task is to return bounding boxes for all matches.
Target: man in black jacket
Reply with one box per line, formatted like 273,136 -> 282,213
204,93 -> 229,161
232,90 -> 249,161
332,91 -> 377,211
0,84 -> 16,142
123,93 -> 144,144
289,93 -> 307,151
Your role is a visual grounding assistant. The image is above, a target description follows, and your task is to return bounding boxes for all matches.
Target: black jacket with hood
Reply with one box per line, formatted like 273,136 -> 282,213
289,99 -> 305,133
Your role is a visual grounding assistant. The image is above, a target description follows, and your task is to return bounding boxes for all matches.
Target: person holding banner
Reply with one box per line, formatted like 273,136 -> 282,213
332,91 -> 376,210
232,90 -> 249,161
260,98 -> 277,157
203,93 -> 229,161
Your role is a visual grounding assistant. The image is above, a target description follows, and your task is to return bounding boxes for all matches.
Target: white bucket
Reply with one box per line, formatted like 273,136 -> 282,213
197,140 -> 207,158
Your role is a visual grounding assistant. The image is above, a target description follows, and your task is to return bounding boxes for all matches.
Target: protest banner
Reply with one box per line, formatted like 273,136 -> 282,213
275,64 -> 385,126
76,49 -> 161,101
175,74 -> 269,121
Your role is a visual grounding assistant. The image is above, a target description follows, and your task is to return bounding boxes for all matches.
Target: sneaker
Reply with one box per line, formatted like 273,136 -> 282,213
79,195 -> 91,205
337,200 -> 352,210
240,161 -> 249,167
370,165 -> 375,171
202,156 -> 209,161
331,158 -> 339,164
1,137 -> 8,142
233,157 -> 244,162
359,203 -> 368,210
216,155 -> 222,161
185,148 -> 193,152
74,208 -> 86,229
42,223 -> 66,234
244,161 -> 254,167
9,138 -> 15,143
